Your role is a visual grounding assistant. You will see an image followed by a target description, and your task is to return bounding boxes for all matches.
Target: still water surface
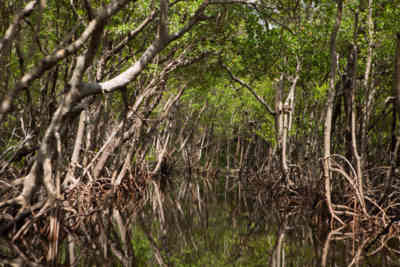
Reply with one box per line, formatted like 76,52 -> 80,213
0,194 -> 399,266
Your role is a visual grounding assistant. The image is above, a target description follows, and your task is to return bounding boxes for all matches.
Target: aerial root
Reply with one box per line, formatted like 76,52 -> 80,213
0,195 -> 27,209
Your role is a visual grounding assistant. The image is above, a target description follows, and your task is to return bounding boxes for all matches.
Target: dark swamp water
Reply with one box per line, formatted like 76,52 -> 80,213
1,174 -> 400,267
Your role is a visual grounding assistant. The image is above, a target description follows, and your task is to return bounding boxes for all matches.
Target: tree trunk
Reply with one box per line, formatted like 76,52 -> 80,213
323,0 -> 344,224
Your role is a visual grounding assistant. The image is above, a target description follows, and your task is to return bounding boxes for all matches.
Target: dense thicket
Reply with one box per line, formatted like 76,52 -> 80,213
0,0 -> 400,266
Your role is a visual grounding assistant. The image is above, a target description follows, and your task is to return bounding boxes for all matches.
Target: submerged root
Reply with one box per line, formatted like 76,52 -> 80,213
1,170 -> 148,241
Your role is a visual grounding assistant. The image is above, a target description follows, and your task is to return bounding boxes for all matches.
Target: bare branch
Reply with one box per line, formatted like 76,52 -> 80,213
106,11 -> 157,60
0,0 -> 132,122
222,63 -> 276,116
78,0 -> 211,97
0,1 -> 38,55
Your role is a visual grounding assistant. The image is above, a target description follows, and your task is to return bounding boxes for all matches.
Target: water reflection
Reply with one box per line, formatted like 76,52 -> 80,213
1,179 -> 400,267
1,204 -> 400,266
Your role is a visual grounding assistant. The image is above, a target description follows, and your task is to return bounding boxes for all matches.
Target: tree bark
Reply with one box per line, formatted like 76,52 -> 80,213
323,0 -> 344,224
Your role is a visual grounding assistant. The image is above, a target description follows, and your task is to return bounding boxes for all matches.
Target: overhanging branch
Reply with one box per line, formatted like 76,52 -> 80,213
221,63 -> 276,116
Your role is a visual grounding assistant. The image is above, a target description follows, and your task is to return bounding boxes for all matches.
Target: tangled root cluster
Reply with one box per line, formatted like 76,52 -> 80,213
62,172 -> 148,228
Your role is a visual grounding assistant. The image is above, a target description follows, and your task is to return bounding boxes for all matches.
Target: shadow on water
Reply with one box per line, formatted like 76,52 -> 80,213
1,172 -> 400,267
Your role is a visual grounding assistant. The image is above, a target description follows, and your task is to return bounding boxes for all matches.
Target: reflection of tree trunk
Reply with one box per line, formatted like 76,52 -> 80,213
139,216 -> 168,267
47,209 -> 60,263
347,237 -> 370,267
321,225 -> 345,267
67,234 -> 76,265
271,219 -> 286,267
113,209 -> 137,267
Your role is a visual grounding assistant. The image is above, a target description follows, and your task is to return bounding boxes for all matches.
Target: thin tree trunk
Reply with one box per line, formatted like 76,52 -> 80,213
360,0 -> 375,157
385,33 -> 400,195
64,110 -> 86,188
275,72 -> 286,179
349,10 -> 367,216
281,59 -> 301,183
394,33 -> 400,133
323,0 -> 344,224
